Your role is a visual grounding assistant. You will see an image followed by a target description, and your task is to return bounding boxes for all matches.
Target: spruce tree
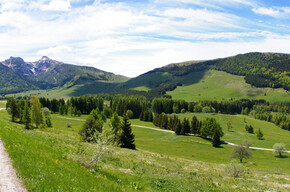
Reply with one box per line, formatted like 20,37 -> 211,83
190,115 -> 199,134
256,129 -> 263,140
212,128 -> 221,147
23,102 -> 31,129
120,115 -> 136,149
181,118 -> 190,135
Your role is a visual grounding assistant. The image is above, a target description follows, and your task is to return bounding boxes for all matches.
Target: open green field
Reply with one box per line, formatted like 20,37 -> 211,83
0,110 -> 289,191
167,70 -> 290,104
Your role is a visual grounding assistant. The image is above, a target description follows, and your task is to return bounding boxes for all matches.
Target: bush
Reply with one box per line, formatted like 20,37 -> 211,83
225,160 -> 246,177
67,123 -> 72,128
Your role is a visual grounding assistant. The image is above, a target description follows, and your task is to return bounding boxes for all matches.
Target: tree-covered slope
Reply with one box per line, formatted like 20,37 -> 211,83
0,64 -> 37,94
120,52 -> 290,93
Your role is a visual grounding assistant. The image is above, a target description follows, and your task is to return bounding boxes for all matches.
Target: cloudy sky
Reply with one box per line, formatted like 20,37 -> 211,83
0,0 -> 289,77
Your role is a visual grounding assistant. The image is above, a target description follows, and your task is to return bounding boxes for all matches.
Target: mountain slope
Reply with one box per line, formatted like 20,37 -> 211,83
0,57 -> 128,94
119,52 -> 290,92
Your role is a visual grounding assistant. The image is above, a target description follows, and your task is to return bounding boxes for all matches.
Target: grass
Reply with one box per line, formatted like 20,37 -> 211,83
0,110 -> 290,191
167,70 -> 290,104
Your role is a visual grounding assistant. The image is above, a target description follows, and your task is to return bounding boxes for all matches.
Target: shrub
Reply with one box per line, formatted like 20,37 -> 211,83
225,160 -> 246,177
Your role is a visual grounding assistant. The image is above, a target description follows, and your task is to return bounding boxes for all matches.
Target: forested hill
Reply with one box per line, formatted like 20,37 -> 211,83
0,57 -> 128,94
121,52 -> 290,92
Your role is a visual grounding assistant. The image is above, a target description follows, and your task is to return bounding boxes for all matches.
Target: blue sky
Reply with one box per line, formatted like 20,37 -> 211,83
0,0 -> 289,77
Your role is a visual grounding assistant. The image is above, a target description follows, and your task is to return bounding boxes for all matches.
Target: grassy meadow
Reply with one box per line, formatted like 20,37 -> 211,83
167,70 -> 290,104
0,108 -> 290,191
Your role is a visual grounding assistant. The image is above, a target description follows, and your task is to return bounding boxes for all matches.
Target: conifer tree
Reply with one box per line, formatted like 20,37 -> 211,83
23,102 -> 31,129
212,128 -> 221,147
190,115 -> 199,134
256,129 -> 263,140
120,115 -> 136,149
181,118 -> 190,135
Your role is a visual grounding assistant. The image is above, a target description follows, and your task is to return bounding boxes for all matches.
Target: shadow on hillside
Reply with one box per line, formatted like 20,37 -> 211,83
68,82 -> 120,97
175,70 -> 207,87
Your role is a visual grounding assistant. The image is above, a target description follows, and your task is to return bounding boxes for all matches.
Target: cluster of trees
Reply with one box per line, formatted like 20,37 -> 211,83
6,96 -> 52,129
111,96 -> 148,119
250,105 -> 290,131
152,113 -> 223,147
79,110 -> 136,150
139,110 -> 153,122
151,97 -> 266,115
39,96 -> 104,115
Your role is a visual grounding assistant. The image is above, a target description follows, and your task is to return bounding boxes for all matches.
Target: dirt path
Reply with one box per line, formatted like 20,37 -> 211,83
0,108 -> 5,111
0,140 -> 27,192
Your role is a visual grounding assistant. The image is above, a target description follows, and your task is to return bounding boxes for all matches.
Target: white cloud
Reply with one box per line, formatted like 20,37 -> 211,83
42,0 -> 71,11
0,1 -> 289,77
252,6 -> 290,18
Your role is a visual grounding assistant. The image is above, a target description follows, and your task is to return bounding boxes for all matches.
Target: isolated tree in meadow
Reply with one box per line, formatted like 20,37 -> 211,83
273,143 -> 286,157
227,121 -> 232,131
22,102 -> 31,129
30,96 -> 44,128
120,115 -> 136,149
231,140 -> 252,163
256,129 -> 263,140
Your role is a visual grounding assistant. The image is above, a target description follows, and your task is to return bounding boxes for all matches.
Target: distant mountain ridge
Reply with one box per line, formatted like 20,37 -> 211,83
0,56 -> 128,94
0,52 -> 289,97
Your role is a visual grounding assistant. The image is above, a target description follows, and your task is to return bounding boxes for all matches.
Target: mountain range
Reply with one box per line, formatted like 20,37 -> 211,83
0,56 -> 128,94
0,52 -> 289,99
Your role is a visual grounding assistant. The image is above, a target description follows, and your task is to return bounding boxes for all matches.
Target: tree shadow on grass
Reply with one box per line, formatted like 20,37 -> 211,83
274,155 -> 289,159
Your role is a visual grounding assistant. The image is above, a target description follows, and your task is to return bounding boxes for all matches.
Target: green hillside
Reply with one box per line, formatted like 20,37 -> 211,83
167,70 -> 290,103
0,109 -> 289,191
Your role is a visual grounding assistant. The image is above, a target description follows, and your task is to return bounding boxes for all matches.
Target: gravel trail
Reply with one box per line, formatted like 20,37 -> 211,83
0,140 -> 27,192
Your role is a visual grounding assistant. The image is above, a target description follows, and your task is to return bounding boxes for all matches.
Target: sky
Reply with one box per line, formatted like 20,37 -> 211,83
0,0 -> 289,77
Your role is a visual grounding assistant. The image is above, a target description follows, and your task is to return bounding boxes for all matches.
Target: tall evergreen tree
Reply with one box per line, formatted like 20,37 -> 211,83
23,102 -> 31,129
8,97 -> 19,122
181,118 -> 190,135
120,115 -> 136,149
212,128 -> 221,147
190,115 -> 199,134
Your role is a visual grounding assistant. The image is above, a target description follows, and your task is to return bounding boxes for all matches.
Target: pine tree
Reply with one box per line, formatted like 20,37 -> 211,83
8,97 -> 19,122
181,118 -> 190,135
23,102 -> 31,129
227,121 -> 232,131
120,115 -> 136,149
212,128 -> 221,147
256,129 -> 263,140
190,115 -> 199,134
18,98 -> 25,122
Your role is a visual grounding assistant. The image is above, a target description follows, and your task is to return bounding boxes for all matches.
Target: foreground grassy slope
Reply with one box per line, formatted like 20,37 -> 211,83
0,110 -> 289,191
167,70 -> 290,103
